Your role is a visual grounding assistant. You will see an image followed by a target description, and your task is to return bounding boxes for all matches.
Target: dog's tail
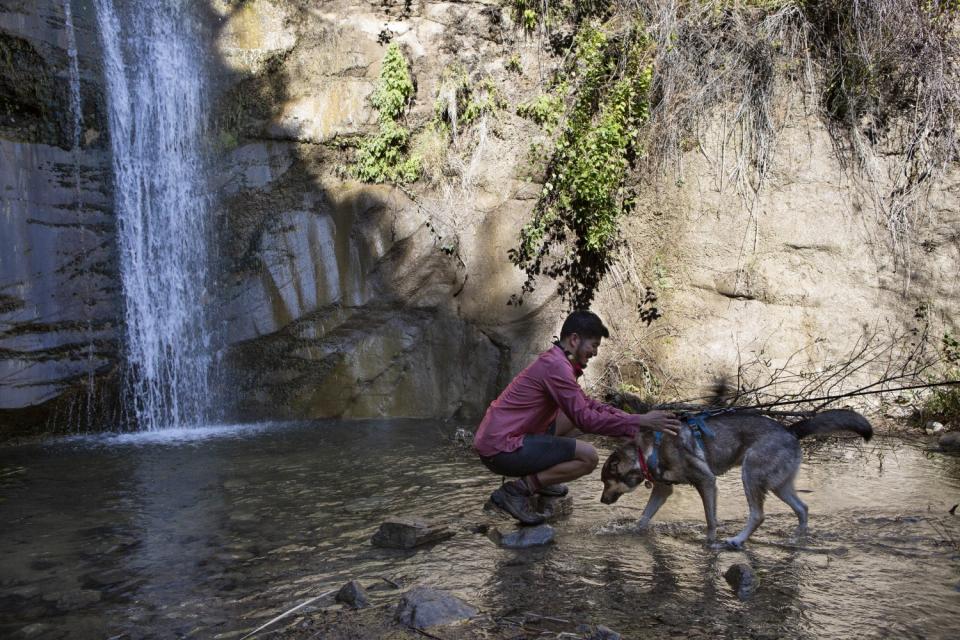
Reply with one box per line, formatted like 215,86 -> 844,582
789,409 -> 873,441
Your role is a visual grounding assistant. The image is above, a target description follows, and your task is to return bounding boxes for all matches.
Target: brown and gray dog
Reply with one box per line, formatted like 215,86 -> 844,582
600,405 -> 873,547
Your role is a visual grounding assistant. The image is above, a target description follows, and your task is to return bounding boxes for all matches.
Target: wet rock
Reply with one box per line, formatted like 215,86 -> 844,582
452,427 -> 473,447
17,623 -> 54,638
394,587 -> 477,629
588,625 -> 622,640
925,421 -> 946,434
371,517 -> 454,549
490,524 -> 556,548
534,494 -> 574,520
44,589 -> 101,610
724,563 -> 758,600
938,431 -> 960,450
573,623 -> 621,639
80,569 -> 129,589
335,580 -> 369,609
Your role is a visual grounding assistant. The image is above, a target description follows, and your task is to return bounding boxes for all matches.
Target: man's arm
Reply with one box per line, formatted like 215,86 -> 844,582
544,368 -> 679,438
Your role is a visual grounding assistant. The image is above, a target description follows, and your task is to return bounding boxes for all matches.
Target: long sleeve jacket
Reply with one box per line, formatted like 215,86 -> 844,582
473,344 -> 642,457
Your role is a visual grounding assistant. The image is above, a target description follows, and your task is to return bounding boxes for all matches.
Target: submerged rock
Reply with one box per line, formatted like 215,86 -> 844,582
724,563 -> 758,600
938,432 -> 960,450
335,580 -> 369,609
394,587 -> 477,629
491,524 -> 556,548
371,517 -> 454,549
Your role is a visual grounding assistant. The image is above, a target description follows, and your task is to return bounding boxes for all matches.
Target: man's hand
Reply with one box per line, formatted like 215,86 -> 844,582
636,410 -> 681,436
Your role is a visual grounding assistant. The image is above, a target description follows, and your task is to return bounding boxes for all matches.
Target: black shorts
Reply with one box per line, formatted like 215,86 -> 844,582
479,433 -> 577,478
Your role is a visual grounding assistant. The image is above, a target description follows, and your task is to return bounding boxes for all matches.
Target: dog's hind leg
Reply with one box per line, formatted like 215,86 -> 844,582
773,481 -> 808,532
637,483 -> 673,530
694,478 -> 719,542
725,456 -> 769,548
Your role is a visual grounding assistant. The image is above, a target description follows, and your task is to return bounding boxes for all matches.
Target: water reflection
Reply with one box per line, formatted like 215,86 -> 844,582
0,422 -> 958,638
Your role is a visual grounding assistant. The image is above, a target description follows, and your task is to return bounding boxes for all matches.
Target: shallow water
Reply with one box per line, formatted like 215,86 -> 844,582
1,421 -> 958,639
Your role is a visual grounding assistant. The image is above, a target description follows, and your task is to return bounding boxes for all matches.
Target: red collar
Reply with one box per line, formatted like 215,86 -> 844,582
636,446 -> 655,486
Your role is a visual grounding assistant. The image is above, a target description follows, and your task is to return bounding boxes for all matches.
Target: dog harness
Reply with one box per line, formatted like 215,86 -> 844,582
644,412 -> 719,484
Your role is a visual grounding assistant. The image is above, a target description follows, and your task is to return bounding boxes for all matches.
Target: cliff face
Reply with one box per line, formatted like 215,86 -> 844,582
2,0 -> 957,434
0,0 -> 119,426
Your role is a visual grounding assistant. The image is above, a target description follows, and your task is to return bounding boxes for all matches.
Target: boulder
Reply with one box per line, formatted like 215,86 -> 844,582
371,517 -> 454,549
395,587 -> 476,629
724,563 -> 758,600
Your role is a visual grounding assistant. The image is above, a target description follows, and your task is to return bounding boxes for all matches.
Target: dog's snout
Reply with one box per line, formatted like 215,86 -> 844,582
600,492 -> 620,505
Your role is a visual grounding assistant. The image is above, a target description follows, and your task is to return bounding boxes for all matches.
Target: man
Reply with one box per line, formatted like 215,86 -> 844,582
474,310 -> 681,525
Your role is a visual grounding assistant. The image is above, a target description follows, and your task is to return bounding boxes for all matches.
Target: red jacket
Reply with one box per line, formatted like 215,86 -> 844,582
473,345 -> 641,457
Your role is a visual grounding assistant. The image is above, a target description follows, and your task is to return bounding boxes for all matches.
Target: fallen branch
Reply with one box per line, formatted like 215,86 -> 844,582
239,588 -> 336,640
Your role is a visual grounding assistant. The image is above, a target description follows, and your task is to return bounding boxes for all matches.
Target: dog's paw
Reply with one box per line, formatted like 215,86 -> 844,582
721,538 -> 745,550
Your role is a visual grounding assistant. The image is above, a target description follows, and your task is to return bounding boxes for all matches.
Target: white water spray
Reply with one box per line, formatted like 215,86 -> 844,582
95,0 -> 213,430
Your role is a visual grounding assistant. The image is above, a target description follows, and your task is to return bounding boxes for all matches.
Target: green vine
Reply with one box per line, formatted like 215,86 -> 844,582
353,43 -> 422,184
508,22 -> 653,308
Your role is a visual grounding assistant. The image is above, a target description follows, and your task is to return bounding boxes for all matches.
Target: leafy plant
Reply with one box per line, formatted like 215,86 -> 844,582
352,43 -> 421,184
508,22 -> 653,308
516,83 -> 567,133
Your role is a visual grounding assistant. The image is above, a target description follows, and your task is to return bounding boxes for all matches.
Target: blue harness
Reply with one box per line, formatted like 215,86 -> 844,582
646,411 -> 717,480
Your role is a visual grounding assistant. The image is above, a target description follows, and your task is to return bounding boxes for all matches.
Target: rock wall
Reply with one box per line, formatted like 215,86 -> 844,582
0,0 -> 119,430
2,0 -> 958,435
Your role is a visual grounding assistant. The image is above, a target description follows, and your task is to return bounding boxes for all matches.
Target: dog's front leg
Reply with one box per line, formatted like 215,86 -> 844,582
637,483 -> 673,530
694,479 -> 719,542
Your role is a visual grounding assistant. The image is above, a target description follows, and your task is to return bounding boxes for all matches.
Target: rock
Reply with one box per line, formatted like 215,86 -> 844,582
371,517 -> 454,549
884,404 -> 914,420
724,563 -> 758,600
335,580 -> 369,609
44,589 -> 101,610
939,432 -> 960,450
589,625 -> 622,640
394,587 -> 477,629
926,421 -> 946,434
534,494 -> 574,520
493,524 -> 556,548
17,623 -> 54,638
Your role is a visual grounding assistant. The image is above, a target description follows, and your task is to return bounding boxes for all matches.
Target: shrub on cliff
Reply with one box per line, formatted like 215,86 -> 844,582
353,43 -> 422,184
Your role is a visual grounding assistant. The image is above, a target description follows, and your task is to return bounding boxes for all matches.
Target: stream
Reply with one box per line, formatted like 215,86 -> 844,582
1,421 -> 958,638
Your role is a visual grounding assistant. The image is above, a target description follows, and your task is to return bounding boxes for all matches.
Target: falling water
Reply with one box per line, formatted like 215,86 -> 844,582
95,0 -> 213,430
62,0 -> 97,430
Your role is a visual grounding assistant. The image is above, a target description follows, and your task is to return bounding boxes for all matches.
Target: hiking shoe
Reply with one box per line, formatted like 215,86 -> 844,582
490,485 -> 545,526
537,483 -> 569,497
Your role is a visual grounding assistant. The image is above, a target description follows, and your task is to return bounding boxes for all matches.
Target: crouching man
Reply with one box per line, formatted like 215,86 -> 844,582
473,310 -> 681,525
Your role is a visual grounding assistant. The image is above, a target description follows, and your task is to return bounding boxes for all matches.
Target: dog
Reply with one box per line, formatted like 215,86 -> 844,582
600,405 -> 873,547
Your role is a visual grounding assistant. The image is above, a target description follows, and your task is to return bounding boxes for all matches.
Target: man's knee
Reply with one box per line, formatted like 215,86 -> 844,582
576,445 -> 599,472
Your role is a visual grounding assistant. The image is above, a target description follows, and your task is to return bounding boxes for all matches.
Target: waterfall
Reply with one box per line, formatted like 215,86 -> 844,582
63,0 -> 97,430
95,0 -> 213,431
